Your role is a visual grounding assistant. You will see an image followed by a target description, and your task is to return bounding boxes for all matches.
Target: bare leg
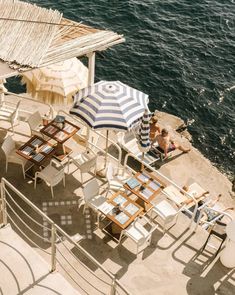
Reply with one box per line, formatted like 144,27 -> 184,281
174,142 -> 191,153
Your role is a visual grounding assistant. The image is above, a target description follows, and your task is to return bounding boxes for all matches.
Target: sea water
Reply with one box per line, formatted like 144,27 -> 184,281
7,0 -> 235,179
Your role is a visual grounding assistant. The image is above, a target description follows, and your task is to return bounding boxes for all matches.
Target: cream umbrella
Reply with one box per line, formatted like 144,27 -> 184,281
21,58 -> 88,105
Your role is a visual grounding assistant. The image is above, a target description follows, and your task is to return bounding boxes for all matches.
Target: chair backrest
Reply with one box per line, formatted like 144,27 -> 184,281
51,168 -> 65,186
80,154 -> 97,173
106,163 -> 114,182
83,179 -> 99,202
27,111 -> 42,130
10,100 -> 21,123
88,130 -> 99,151
1,136 -> 15,156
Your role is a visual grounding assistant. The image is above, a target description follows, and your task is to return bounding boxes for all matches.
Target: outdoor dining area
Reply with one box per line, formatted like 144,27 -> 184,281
1,81 -> 235,295
1,80 -> 234,258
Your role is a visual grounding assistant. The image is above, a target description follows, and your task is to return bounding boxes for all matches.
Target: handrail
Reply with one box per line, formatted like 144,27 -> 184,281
0,178 -> 130,295
5,91 -> 55,119
57,109 -> 122,166
123,152 -> 198,229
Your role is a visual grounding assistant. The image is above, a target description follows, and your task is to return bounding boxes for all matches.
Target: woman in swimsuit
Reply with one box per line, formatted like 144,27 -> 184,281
149,115 -> 161,145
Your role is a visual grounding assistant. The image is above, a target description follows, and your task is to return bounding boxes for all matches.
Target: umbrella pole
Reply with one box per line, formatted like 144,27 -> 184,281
141,152 -> 145,171
105,130 -> 109,168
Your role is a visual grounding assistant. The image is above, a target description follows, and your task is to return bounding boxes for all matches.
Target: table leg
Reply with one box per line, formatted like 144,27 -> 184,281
55,142 -> 66,156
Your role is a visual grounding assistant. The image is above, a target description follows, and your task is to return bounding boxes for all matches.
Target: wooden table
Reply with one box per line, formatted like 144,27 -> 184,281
124,170 -> 166,211
16,135 -> 55,178
99,191 -> 143,241
40,118 -> 80,161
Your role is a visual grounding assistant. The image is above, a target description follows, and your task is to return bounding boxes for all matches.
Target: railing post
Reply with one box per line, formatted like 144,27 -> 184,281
0,181 -> 8,227
110,275 -> 117,295
50,223 -> 57,272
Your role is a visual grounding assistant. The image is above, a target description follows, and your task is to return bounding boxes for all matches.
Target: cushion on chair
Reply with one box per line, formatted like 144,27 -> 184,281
153,200 -> 178,218
89,195 -> 107,210
125,222 -> 149,242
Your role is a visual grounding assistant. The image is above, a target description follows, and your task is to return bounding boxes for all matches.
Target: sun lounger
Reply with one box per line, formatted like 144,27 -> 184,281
117,131 -> 161,166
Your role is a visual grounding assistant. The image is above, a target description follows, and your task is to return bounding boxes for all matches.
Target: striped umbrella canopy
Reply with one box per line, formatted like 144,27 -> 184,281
70,80 -> 149,131
138,109 -> 151,152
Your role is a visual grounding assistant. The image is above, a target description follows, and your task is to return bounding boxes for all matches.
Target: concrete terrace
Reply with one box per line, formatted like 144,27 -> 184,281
0,94 -> 235,295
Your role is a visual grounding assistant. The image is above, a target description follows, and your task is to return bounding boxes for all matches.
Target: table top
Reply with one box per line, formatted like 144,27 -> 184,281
226,220 -> 235,241
124,170 -> 166,205
99,191 -> 143,229
16,135 -> 55,166
40,119 -> 80,144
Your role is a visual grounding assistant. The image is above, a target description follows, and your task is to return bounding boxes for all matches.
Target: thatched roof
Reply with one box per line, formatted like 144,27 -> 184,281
0,0 -> 125,78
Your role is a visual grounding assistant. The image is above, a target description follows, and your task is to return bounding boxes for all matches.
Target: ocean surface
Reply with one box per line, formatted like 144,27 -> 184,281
7,0 -> 235,179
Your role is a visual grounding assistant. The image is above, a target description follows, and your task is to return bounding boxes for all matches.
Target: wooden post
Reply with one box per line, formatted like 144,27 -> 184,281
87,52 -> 96,86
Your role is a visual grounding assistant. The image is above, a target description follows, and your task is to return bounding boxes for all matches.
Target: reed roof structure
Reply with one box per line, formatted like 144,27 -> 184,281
0,0 -> 125,79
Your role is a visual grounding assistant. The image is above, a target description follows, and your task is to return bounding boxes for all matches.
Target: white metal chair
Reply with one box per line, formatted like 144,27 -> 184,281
105,162 -> 125,193
27,111 -> 43,136
119,216 -> 158,254
1,135 -> 27,178
150,199 -> 183,233
0,100 -> 21,132
82,178 -> 106,227
34,159 -> 65,198
68,148 -> 97,183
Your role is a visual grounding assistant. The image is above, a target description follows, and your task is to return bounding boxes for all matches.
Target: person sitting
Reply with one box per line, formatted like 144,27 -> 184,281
149,114 -> 161,145
156,128 -> 191,158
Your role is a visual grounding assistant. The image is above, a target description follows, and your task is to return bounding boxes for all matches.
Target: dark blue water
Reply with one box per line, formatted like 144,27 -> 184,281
8,0 -> 235,179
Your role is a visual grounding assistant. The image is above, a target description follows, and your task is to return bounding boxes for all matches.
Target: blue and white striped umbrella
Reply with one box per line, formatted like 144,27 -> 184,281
138,109 -> 151,152
70,80 -> 149,131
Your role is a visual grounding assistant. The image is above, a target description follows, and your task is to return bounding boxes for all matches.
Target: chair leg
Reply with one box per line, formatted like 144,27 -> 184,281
202,233 -> 212,251
34,177 -> 37,189
50,186 -> 54,199
5,160 -> 8,173
63,176 -> 66,187
97,213 -> 100,228
22,164 -> 25,179
215,240 -> 225,257
83,204 -> 87,215
80,172 -> 83,184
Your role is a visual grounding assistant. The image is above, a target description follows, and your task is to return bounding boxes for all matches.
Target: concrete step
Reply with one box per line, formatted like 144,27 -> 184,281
0,224 -> 80,295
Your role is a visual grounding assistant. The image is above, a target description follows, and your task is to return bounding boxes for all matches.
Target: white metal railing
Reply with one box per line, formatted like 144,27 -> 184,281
123,152 -> 198,229
5,91 -> 55,119
0,178 -> 130,295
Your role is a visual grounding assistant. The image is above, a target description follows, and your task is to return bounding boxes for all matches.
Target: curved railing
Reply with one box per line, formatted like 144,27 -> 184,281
0,178 -> 130,295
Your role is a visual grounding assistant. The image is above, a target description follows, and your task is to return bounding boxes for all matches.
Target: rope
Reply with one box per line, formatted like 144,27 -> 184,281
5,199 -> 48,242
56,246 -> 108,294
6,214 -> 50,255
57,235 -> 111,286
4,188 -> 51,231
0,17 -> 82,28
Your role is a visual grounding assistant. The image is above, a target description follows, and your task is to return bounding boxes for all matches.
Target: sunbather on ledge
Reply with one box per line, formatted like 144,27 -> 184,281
156,128 -> 191,158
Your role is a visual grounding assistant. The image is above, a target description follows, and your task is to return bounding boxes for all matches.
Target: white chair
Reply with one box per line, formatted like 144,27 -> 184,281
0,100 -> 21,132
82,178 -> 107,227
150,199 -> 183,233
27,111 -> 43,136
105,162 -> 125,193
34,159 -> 65,198
68,149 -> 97,183
119,216 -> 158,254
1,135 -> 27,178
